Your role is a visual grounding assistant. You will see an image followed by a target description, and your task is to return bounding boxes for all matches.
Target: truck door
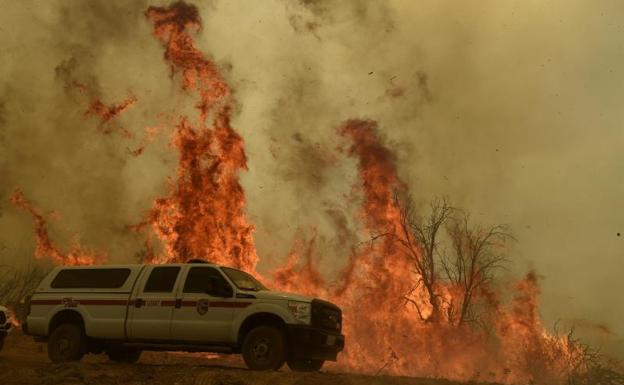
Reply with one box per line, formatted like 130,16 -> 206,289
170,266 -> 235,343
127,265 -> 182,341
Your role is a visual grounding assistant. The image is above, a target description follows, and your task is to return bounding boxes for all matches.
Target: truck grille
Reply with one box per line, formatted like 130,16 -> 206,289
311,299 -> 342,332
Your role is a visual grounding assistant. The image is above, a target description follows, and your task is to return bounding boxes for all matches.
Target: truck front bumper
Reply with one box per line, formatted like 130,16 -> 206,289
286,325 -> 345,361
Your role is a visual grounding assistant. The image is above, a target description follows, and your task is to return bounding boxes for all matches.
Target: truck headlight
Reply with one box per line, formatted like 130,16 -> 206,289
288,301 -> 311,324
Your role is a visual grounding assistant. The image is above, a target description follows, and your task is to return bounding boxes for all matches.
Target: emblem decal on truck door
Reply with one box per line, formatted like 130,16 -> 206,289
196,299 -> 210,315
61,298 -> 79,308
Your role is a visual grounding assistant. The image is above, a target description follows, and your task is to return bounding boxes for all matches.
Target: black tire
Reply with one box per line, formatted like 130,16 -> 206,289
47,324 -> 86,363
106,346 -> 142,363
0,333 -> 5,352
242,326 -> 286,370
287,358 -> 324,372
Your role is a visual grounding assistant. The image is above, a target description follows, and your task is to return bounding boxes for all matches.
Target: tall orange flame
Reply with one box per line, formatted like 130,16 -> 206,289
141,2 -> 257,271
10,190 -> 104,266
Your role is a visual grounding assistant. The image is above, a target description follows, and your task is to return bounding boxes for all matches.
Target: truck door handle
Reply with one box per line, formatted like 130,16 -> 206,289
135,298 -> 144,308
174,299 -> 182,309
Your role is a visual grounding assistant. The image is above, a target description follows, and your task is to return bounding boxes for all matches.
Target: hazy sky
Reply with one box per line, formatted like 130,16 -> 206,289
0,0 -> 622,355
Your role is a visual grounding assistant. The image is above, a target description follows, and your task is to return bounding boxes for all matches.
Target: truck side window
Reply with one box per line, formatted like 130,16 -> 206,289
183,267 -> 230,293
51,268 -> 131,289
144,266 -> 180,293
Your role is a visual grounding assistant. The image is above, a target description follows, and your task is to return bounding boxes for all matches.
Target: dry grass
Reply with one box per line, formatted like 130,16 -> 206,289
0,263 -> 49,320
565,336 -> 624,385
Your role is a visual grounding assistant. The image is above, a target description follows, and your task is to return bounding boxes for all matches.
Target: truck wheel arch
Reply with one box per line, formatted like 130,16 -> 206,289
48,310 -> 85,335
237,312 -> 287,346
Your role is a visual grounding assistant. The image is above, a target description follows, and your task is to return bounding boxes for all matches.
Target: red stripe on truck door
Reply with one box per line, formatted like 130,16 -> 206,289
211,301 -> 251,308
30,299 -> 252,308
30,299 -> 62,305
78,299 -> 129,306
31,299 -> 129,306
179,301 -> 251,308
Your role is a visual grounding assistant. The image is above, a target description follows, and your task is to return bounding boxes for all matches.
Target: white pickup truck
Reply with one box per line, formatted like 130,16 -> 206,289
23,261 -> 344,371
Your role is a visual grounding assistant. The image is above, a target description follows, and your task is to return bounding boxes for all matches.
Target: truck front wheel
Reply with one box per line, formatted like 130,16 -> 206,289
287,358 -> 324,372
47,324 -> 86,363
242,326 -> 286,370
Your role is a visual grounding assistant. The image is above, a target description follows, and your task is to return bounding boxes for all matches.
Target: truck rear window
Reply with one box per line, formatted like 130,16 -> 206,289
144,266 -> 180,293
51,268 -> 131,289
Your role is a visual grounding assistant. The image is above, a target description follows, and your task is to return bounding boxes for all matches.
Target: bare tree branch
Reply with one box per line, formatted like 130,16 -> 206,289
444,211 -> 513,326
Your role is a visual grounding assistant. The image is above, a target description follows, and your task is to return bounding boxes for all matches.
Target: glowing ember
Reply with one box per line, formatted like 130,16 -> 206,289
10,190 -> 105,266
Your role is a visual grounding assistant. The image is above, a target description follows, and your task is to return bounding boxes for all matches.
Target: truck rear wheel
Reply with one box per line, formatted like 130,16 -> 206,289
107,347 -> 142,363
47,324 -> 86,363
242,326 -> 286,370
287,358 -> 324,372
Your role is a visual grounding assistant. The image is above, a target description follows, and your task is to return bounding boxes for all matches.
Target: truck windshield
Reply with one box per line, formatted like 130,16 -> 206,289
221,267 -> 268,291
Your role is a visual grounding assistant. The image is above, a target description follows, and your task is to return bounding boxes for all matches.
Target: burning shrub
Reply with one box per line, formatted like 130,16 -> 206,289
570,364 -> 624,385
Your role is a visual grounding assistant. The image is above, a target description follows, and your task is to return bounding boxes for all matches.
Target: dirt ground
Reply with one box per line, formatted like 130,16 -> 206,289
0,330 -> 497,385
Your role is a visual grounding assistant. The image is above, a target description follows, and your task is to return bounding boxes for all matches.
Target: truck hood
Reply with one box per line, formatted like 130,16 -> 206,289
251,290 -> 313,303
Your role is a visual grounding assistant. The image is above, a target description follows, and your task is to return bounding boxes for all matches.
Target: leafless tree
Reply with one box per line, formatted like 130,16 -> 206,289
443,212 -> 513,326
371,195 -> 513,326
395,195 -> 453,322
366,194 -> 453,322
